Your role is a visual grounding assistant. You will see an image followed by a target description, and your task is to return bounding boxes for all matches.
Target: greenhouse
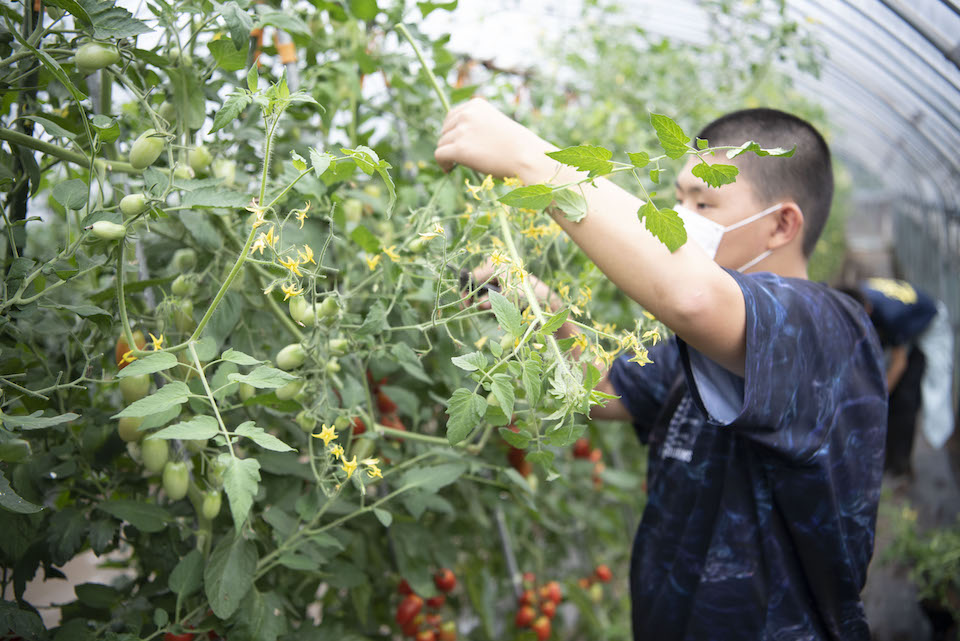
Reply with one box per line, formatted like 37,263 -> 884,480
1,0 -> 958,639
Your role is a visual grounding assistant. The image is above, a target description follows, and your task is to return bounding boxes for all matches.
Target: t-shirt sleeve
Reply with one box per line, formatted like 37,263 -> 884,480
607,339 -> 682,443
677,270 -> 884,459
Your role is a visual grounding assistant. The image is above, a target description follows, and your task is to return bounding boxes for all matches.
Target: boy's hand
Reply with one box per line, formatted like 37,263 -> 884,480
465,260 -> 560,312
435,99 -> 555,179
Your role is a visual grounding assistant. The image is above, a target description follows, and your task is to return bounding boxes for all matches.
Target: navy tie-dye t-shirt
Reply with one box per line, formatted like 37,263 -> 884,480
608,270 -> 886,641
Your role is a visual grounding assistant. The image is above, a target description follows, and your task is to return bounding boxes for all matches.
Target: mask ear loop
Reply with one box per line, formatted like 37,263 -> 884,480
736,250 -> 773,273
723,202 -> 784,232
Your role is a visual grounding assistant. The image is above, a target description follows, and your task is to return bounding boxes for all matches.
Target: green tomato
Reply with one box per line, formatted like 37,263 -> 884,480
349,437 -> 376,462
239,382 -> 256,402
363,184 -> 381,199
317,297 -> 339,319
172,248 -> 197,271
171,274 -> 195,297
119,193 -> 148,216
276,343 -> 307,370
173,299 -> 194,334
213,159 -> 236,187
333,415 -> 350,431
343,198 -> 363,223
325,358 -> 340,375
117,417 -> 143,442
328,337 -> 349,355
120,373 -> 151,404
141,438 -> 169,474
75,42 -> 120,75
185,438 -> 206,454
168,46 -> 193,66
295,410 -> 317,433
158,101 -> 176,124
0,438 -> 32,463
129,129 -> 165,170
207,458 -> 227,487
275,379 -> 303,400
408,236 -> 429,254
90,220 -> 126,240
162,461 -> 189,500
289,295 -> 309,324
189,145 -> 213,173
201,490 -> 222,519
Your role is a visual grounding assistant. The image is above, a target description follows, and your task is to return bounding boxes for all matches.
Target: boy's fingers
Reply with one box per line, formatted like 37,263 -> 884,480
434,143 -> 458,173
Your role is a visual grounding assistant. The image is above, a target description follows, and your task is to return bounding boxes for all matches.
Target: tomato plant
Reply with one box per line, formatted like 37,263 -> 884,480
0,0 -> 826,639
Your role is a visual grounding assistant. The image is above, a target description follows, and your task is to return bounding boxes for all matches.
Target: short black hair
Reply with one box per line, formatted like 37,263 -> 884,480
696,108 -> 833,257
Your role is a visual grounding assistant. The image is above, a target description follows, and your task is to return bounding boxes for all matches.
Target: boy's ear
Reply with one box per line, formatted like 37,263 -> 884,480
769,201 -> 804,250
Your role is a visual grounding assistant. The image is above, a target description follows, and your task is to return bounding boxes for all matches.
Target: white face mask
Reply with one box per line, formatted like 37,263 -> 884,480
674,202 -> 783,272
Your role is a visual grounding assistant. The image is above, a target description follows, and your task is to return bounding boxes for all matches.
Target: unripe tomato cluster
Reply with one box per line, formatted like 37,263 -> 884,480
394,570 -> 459,640
571,437 -> 606,488
515,573 -> 562,640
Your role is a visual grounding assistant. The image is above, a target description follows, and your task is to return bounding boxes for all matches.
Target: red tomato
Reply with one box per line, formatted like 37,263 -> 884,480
438,621 -> 457,641
531,616 -> 551,641
514,605 -> 536,628
377,388 -> 398,414
352,417 -> 367,435
578,577 -> 592,589
401,613 -> 423,637
395,594 -> 424,626
426,594 -> 446,609
115,330 -> 146,369
543,581 -> 562,604
595,564 -> 612,583
518,588 -> 536,607
588,447 -> 603,463
397,578 -> 413,595
415,631 -> 436,641
164,633 -> 195,641
540,600 -> 557,619
522,571 -> 536,586
382,413 -> 407,432
572,437 -> 591,459
434,568 -> 456,593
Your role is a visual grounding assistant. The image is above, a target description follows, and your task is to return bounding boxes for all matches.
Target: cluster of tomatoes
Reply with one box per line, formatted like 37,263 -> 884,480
576,564 -> 613,603
394,569 -> 459,641
368,371 -> 408,433
572,437 -> 605,488
514,574 -> 562,640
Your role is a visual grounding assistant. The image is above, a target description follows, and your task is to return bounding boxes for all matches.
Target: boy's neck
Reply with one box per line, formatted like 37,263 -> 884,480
746,253 -> 809,280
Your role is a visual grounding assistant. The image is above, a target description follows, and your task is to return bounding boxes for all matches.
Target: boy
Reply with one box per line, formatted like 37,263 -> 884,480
435,101 -> 887,640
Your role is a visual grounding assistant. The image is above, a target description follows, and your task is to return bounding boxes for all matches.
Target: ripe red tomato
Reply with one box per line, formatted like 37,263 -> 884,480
540,600 -> 557,619
588,447 -> 603,463
514,605 -> 536,628
595,564 -> 612,583
115,330 -> 146,369
542,581 -> 562,604
426,594 -> 446,609
415,630 -> 436,641
507,447 -> 531,477
397,578 -> 413,595
438,621 -> 457,641
164,633 -> 195,641
377,388 -> 398,414
572,437 -> 591,459
381,413 -> 407,432
395,594 -> 424,626
578,577 -> 592,590
401,613 -> 423,637
434,568 -> 456,593
424,614 -> 442,626
518,588 -> 536,607
522,571 -> 536,586
531,615 -> 551,641
352,417 -> 367,436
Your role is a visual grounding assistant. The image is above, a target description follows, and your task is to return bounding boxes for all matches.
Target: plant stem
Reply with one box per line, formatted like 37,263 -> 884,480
396,24 -> 450,113
190,341 -> 237,459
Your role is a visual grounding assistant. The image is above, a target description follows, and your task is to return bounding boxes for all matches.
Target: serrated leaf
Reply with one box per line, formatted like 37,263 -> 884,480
21,115 -> 78,140
445,389 -> 486,445
204,529 -> 258,619
112,381 -> 190,418
290,151 -> 307,172
487,290 -> 521,337
146,415 -> 220,441
522,358 -> 542,407
650,113 -> 691,159
228,366 -> 297,389
627,151 -> 650,168
97,500 -> 171,532
223,456 -> 261,531
649,168 -> 660,184
638,202 -> 686,252
350,224 -> 381,254
52,179 -> 88,210
340,146 -> 379,174
0,470 -> 42,513
691,161 -> 739,188
525,450 -> 555,467
552,187 -> 587,222
46,0 -> 92,25
498,184 -> 553,211
209,38 -> 248,71
451,351 -> 487,372
726,140 -> 796,159
117,351 -> 178,378
310,148 -> 332,178
1,411 -> 79,430
220,1 -> 254,50
545,145 -> 613,177
490,374 -> 515,418
696,137 -> 708,150
210,91 -> 251,134
221,349 -> 261,366
540,308 -> 569,335
235,421 -> 296,452
77,0 -> 151,39
499,426 -> 529,449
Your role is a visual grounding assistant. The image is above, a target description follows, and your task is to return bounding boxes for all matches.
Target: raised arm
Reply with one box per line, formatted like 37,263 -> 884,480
436,99 -> 748,376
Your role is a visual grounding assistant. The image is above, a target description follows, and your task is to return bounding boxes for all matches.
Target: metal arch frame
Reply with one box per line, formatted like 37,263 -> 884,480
878,0 -> 960,69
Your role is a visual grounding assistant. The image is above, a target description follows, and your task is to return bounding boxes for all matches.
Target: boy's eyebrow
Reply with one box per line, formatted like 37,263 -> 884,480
674,181 -> 703,193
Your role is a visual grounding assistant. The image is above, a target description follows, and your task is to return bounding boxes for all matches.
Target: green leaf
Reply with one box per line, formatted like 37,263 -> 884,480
490,374 -> 515,417
235,421 -> 296,452
223,456 -> 261,531
221,349 -> 261,366
451,351 -> 487,372
210,91 -> 252,134
117,351 -> 177,378
220,1 -> 254,49
726,140 -> 796,159
146,415 -> 220,441
169,549 -> 203,598
526,450 -> 555,467
540,308 -> 569,335
1,411 -> 79,430
650,113 -> 691,159
498,184 -> 553,211
349,0 -> 379,20
340,146 -> 379,174
628,151 -> 650,168
552,187 -> 587,222
499,426 -> 529,449
21,115 -> 78,140
373,508 -> 392,527
182,187 -> 250,208
7,27 -> 85,102
290,151 -> 307,172
545,145 -> 613,177
696,137 -> 709,150
97,499 -> 171,532
390,343 -> 431,384
649,168 -> 661,184
90,115 -> 120,143
0,470 -> 42,514
234,588 -> 287,641
310,148 -> 332,178
445,389 -> 486,445
112,381 -> 190,418
350,224 -> 381,254
375,162 -> 397,216
45,0 -> 92,26
52,179 -> 88,210
209,38 -> 248,71
228,366 -> 297,389
400,463 -> 467,493
257,9 -> 310,36
487,290 -> 522,337
77,0 -> 151,38
419,0 -> 457,17
247,65 -> 259,93
204,529 -> 258,619
691,161 -> 739,188
522,357 -> 542,407
75,583 -> 121,609
638,202 -> 686,252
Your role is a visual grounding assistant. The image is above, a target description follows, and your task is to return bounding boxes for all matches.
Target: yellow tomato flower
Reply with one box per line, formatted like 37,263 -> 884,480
311,423 -> 338,447
490,250 -> 510,268
341,455 -> 358,479
642,328 -> 661,346
480,174 -> 494,192
298,244 -> 316,265
281,282 -> 303,301
503,176 -> 522,187
329,444 -> 345,460
383,245 -> 401,262
629,347 -> 652,366
149,332 -> 164,351
279,255 -> 303,277
292,202 -> 311,229
366,464 -> 383,480
252,226 -> 277,255
365,254 -> 381,271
